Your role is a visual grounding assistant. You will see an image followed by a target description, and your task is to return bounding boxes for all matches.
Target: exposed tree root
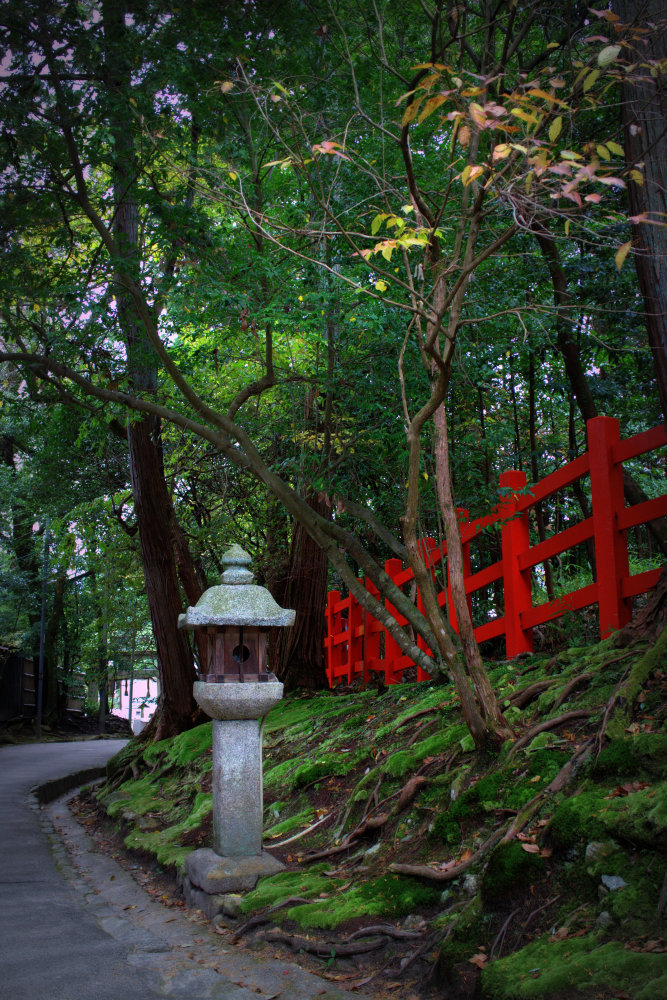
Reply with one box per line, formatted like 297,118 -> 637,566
262,928 -> 386,956
231,896 -> 313,942
509,678 -> 558,709
490,906 -> 521,959
346,923 -> 424,941
389,824 -> 509,882
508,709 -> 592,757
552,672 -> 592,710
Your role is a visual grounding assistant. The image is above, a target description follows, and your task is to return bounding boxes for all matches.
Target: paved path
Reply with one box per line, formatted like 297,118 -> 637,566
0,740 -> 367,1000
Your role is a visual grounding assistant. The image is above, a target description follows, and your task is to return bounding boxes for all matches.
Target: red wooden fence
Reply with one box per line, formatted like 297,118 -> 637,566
324,416 -> 667,687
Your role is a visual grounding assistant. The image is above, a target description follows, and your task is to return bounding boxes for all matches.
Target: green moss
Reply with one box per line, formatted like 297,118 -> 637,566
161,722 -> 213,766
607,630 -> 667,739
263,757 -> 301,789
481,935 -> 666,999
548,782 -> 667,852
547,790 -> 609,850
482,841 -> 545,905
104,775 -> 163,818
292,752 -> 360,788
593,733 -> 667,780
264,808 -> 314,840
286,874 -> 439,930
240,865 -> 334,913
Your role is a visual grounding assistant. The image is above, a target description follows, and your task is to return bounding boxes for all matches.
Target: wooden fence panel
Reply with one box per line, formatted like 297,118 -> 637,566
325,417 -> 667,687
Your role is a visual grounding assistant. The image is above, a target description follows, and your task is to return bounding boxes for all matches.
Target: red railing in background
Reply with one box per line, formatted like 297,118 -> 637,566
325,416 -> 667,687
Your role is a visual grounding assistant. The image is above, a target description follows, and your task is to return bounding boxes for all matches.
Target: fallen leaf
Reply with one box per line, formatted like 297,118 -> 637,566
522,843 -> 541,853
468,953 -> 489,968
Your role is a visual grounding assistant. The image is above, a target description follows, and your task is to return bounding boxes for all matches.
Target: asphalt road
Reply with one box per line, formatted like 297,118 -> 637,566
0,739 -> 366,1000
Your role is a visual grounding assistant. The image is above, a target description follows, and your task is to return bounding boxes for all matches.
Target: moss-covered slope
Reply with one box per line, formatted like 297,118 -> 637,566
96,620 -> 666,999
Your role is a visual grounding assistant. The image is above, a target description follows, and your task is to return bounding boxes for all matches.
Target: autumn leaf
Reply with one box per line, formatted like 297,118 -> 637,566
521,843 -> 541,854
615,241 -> 632,271
468,953 -> 489,968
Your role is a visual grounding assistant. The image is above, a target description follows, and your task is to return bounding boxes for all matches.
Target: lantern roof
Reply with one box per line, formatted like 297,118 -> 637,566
178,544 -> 296,629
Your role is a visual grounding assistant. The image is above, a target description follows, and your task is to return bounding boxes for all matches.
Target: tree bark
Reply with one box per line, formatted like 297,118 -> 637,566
128,418 -> 197,736
534,229 -> 667,557
614,0 -> 667,421
102,0 -> 198,737
271,493 -> 331,691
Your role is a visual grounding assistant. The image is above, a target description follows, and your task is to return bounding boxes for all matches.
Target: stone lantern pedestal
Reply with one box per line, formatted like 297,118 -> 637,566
177,545 -> 295,919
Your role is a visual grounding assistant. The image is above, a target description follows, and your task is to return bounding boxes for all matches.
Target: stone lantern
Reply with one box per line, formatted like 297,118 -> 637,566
178,544 -> 295,917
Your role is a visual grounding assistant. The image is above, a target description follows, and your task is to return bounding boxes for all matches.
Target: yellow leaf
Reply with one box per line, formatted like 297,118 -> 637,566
565,219 -> 570,236
374,279 -> 388,292
129,97 -> 137,107
615,240 -> 632,271
381,245 -> 393,261
549,116 -> 562,143
228,171 -> 237,181
33,303 -> 40,311
630,169 -> 644,185
492,143 -> 511,161
401,204 -> 414,214
597,144 -> 611,160
606,140 -> 624,157
221,80 -> 234,93
461,164 -> 484,186
546,41 -> 560,49
510,107 -> 540,125
583,69 -> 600,92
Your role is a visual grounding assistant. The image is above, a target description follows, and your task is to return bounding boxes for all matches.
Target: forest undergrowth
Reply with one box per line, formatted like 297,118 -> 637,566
86,576 -> 666,999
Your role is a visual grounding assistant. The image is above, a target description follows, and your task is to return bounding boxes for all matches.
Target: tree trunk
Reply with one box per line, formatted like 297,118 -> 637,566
43,574 -> 65,725
128,417 -> 197,737
434,405 -> 513,742
614,0 -> 667,421
102,0 -> 198,737
271,494 -> 331,691
534,229 -> 667,557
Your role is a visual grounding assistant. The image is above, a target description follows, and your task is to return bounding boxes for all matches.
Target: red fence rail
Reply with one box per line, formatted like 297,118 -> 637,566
325,416 -> 667,687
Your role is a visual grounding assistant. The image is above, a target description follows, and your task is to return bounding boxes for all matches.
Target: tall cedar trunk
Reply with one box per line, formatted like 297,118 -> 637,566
534,230 -> 667,557
43,574 -> 65,725
103,0 -> 197,736
614,0 -> 667,420
128,417 -> 197,736
271,494 -> 331,691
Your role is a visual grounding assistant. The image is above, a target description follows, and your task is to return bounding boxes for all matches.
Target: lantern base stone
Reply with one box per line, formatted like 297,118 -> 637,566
184,847 -> 284,914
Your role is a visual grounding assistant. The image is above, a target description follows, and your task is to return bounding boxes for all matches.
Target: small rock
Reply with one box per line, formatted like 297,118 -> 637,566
462,874 -> 479,896
403,914 -> 426,931
585,841 -> 615,863
364,841 -> 381,856
596,910 -> 613,929
439,889 -> 452,906
221,893 -> 244,918
601,874 -> 627,892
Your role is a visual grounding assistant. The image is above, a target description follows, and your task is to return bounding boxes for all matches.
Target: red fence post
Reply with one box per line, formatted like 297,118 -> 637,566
500,470 -> 534,656
588,416 -> 632,636
325,590 -> 340,687
363,576 -> 381,683
346,589 -> 364,684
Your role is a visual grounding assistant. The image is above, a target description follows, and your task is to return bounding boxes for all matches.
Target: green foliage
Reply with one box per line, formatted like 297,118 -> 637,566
481,841 -> 545,905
